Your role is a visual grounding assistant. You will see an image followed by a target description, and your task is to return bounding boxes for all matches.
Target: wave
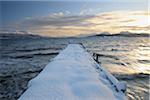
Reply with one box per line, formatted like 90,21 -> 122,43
113,73 -> 149,80
92,53 -> 119,60
138,60 -> 150,63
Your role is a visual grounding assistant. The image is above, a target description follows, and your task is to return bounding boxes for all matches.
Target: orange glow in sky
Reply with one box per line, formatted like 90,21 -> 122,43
22,10 -> 149,37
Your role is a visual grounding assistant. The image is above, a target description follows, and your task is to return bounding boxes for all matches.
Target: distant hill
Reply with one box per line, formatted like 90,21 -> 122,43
0,31 -> 149,38
0,33 -> 43,40
94,31 -> 149,37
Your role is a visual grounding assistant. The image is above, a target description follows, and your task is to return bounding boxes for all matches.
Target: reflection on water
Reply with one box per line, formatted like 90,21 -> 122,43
83,36 -> 150,75
0,34 -> 149,99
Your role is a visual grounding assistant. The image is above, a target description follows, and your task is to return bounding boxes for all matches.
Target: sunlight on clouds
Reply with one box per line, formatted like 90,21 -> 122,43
87,11 -> 149,33
19,10 -> 149,37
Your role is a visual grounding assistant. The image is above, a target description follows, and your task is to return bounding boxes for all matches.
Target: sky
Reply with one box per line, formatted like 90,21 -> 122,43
0,0 -> 149,37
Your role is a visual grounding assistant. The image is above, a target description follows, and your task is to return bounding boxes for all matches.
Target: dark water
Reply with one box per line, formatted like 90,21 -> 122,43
0,34 -> 149,100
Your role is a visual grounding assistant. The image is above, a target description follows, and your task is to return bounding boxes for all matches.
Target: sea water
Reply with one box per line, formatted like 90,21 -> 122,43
0,34 -> 149,99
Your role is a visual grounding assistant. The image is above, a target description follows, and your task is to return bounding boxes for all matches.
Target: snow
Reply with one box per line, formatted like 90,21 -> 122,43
19,44 -> 126,100
95,63 -> 127,92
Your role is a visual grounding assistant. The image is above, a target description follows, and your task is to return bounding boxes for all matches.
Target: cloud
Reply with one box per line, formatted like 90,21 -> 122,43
80,8 -> 94,15
16,10 -> 149,37
21,12 -> 95,27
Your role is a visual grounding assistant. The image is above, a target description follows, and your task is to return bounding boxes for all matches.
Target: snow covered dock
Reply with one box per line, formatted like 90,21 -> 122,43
19,44 -> 126,100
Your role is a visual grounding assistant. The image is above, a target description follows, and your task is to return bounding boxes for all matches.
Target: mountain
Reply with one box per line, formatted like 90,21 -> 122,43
95,31 -> 149,37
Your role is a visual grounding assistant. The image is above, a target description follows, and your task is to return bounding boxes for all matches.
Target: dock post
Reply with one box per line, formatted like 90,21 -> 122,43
96,54 -> 98,62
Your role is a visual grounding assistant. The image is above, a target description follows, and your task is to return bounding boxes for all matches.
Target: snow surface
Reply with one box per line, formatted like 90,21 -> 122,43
19,44 -> 126,100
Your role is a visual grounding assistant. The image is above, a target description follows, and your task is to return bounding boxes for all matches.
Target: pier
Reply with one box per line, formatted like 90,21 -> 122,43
19,44 -> 126,100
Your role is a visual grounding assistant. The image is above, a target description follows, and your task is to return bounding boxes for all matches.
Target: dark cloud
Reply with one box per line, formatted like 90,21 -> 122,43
21,14 -> 95,27
15,11 -> 149,37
